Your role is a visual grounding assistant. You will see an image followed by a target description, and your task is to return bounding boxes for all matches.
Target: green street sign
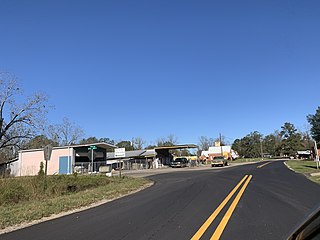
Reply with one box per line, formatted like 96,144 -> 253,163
88,145 -> 97,150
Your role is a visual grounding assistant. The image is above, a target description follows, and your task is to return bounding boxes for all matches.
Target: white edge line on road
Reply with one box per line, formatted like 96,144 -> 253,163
283,161 -> 295,172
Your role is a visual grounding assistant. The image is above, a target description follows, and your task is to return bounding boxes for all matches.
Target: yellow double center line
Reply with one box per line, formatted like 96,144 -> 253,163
257,161 -> 272,168
191,175 -> 252,240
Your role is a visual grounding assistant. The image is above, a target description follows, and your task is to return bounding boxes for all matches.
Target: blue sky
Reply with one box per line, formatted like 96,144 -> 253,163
1,0 -> 319,145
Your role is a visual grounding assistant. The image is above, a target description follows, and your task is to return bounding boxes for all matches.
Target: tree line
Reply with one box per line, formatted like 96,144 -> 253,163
0,73 -> 191,164
231,108 -> 320,158
1,72 -> 319,163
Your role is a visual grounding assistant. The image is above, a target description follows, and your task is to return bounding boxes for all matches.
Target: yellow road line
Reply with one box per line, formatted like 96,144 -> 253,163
191,175 -> 249,240
257,161 -> 272,168
210,175 -> 252,240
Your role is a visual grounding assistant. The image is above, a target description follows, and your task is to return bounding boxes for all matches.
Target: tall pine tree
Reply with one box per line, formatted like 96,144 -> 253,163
307,106 -> 320,145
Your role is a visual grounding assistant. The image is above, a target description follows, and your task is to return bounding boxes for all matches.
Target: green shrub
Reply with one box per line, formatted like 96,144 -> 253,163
0,184 -> 30,204
38,162 -> 45,176
0,175 -> 119,205
0,176 -> 150,229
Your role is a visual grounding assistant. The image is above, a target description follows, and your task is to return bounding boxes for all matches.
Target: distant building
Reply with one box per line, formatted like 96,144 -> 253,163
201,146 -> 238,161
297,150 -> 311,159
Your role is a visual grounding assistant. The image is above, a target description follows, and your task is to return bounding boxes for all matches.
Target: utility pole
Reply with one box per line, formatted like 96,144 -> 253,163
118,158 -> 122,177
43,145 -> 53,192
220,133 -> 223,157
260,138 -> 264,161
314,141 -> 319,169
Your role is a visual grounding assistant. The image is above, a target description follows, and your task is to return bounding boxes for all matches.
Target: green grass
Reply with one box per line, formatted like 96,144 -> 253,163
0,175 -> 150,229
285,160 -> 320,185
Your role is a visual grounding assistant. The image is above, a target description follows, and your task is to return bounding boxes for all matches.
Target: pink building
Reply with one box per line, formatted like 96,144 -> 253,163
11,142 -> 116,177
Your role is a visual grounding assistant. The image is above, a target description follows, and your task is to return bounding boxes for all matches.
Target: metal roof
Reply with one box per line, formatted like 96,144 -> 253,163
154,144 -> 198,150
72,142 -> 117,149
107,149 -> 156,159
19,142 -> 117,153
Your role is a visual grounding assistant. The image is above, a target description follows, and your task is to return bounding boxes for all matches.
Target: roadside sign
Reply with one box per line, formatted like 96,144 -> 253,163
115,148 -> 125,158
88,150 -> 97,160
44,144 -> 53,161
87,146 -> 98,172
43,144 -> 53,189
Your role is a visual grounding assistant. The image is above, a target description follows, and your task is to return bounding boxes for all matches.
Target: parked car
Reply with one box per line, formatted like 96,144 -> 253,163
171,157 -> 188,168
211,156 -> 228,167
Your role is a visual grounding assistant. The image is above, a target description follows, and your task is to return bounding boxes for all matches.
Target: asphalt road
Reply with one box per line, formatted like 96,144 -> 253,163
1,160 -> 320,240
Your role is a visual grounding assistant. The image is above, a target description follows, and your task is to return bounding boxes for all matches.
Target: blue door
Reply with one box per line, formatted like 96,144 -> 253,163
59,156 -> 72,174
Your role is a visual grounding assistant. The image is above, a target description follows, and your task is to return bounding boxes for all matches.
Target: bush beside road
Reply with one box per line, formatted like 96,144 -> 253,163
0,175 -> 150,230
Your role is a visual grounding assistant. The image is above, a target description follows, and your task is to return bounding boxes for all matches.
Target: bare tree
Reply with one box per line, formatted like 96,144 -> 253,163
132,137 -> 146,150
198,136 -> 214,151
48,117 -> 84,146
46,124 -> 61,145
156,134 -> 178,147
299,124 -> 313,150
167,134 -> 178,145
0,72 -> 48,160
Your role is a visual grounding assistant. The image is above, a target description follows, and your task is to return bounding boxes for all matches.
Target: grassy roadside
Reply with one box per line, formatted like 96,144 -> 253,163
285,160 -> 320,184
0,175 -> 151,229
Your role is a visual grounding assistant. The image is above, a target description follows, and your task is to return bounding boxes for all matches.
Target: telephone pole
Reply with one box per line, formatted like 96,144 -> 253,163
260,138 -> 264,161
220,133 -> 223,156
314,141 -> 319,169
